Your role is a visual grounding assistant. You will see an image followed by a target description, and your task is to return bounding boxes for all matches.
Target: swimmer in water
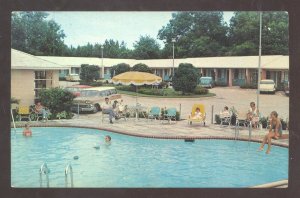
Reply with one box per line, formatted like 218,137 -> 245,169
23,123 -> 32,137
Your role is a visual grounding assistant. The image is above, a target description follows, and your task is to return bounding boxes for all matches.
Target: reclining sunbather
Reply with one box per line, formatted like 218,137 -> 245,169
192,108 -> 203,119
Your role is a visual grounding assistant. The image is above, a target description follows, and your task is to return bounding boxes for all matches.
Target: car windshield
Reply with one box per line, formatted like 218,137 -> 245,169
80,90 -> 99,97
200,79 -> 211,84
65,87 -> 77,92
260,81 -> 274,84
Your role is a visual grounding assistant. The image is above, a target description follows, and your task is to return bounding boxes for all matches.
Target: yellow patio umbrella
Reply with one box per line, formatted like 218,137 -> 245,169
112,71 -> 162,86
112,71 -> 162,118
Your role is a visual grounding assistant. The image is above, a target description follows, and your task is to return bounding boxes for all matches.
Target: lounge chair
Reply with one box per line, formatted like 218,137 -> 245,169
187,104 -> 206,126
147,106 -> 161,121
235,110 -> 249,127
220,111 -> 232,127
163,108 -> 177,124
116,104 -> 128,121
17,106 -> 31,121
101,105 -> 127,123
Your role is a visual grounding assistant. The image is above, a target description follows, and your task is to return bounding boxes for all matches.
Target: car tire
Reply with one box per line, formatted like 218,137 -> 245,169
93,104 -> 100,113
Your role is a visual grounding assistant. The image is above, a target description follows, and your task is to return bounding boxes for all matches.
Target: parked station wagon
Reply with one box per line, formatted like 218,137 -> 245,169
71,87 -> 122,113
65,85 -> 92,97
259,79 -> 276,94
199,77 -> 215,88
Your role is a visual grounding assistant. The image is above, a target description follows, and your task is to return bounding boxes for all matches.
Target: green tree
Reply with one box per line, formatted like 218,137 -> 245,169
131,63 -> 152,73
38,87 -> 75,118
133,35 -> 161,59
11,11 -> 67,56
228,11 -> 288,55
158,12 -> 228,58
110,63 -> 131,78
80,64 -> 100,82
172,63 -> 199,94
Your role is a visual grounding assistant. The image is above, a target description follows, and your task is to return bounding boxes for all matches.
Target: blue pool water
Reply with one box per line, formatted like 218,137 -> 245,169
11,127 -> 288,188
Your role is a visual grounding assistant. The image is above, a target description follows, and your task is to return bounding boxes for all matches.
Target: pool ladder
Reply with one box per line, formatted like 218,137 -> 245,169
39,163 -> 50,187
234,120 -> 252,141
39,163 -> 74,187
65,163 -> 74,187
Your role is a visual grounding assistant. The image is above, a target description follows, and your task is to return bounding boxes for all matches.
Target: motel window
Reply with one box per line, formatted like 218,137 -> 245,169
284,71 -> 289,81
217,69 -> 221,78
221,70 -> 225,78
234,69 -> 239,79
34,71 -> 53,99
266,71 -> 271,79
238,69 -> 245,79
71,67 -> 80,74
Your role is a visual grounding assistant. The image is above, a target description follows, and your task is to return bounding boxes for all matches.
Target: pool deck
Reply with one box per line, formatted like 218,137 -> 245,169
12,115 -> 289,147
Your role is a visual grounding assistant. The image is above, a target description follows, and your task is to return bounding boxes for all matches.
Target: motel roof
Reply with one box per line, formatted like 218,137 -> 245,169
37,55 -> 289,70
11,49 -> 68,70
11,48 -> 288,70
38,56 -> 137,67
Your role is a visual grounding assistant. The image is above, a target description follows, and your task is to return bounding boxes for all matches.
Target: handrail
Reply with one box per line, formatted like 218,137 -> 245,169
65,163 -> 74,187
10,109 -> 17,135
39,163 -> 50,187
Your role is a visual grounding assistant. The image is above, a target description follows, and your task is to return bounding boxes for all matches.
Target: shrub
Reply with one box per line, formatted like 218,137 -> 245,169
11,97 -> 20,104
215,81 -> 228,87
159,81 -> 169,89
138,88 -> 162,96
172,63 -> 200,94
131,63 -> 152,73
110,63 -> 131,78
215,114 -> 221,124
193,86 -> 208,95
280,119 -> 288,130
89,81 -> 103,87
259,116 -> 269,128
276,82 -> 285,91
80,64 -> 100,82
116,85 -> 136,92
259,116 -> 288,130
240,83 -> 257,89
38,87 -> 75,120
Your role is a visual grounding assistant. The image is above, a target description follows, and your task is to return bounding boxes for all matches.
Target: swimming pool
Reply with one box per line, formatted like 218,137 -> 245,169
11,127 -> 288,188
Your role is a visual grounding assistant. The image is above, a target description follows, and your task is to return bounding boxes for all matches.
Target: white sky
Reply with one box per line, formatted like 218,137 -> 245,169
47,11 -> 234,49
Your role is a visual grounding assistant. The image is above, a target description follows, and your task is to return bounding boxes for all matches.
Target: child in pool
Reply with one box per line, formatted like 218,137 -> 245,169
94,135 -> 111,149
105,135 -> 111,143
23,123 -> 32,137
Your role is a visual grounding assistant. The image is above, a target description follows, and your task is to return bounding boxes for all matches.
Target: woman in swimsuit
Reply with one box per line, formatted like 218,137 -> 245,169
258,111 -> 282,154
247,102 -> 259,128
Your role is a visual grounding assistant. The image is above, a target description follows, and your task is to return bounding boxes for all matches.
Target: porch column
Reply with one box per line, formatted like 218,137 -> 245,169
245,69 -> 250,84
162,69 -> 165,81
228,68 -> 233,86
281,71 -> 285,82
261,69 -> 266,80
214,69 -> 218,82
200,68 -> 203,76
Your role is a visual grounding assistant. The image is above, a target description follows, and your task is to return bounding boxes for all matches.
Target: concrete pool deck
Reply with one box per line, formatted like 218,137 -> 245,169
12,115 -> 289,147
